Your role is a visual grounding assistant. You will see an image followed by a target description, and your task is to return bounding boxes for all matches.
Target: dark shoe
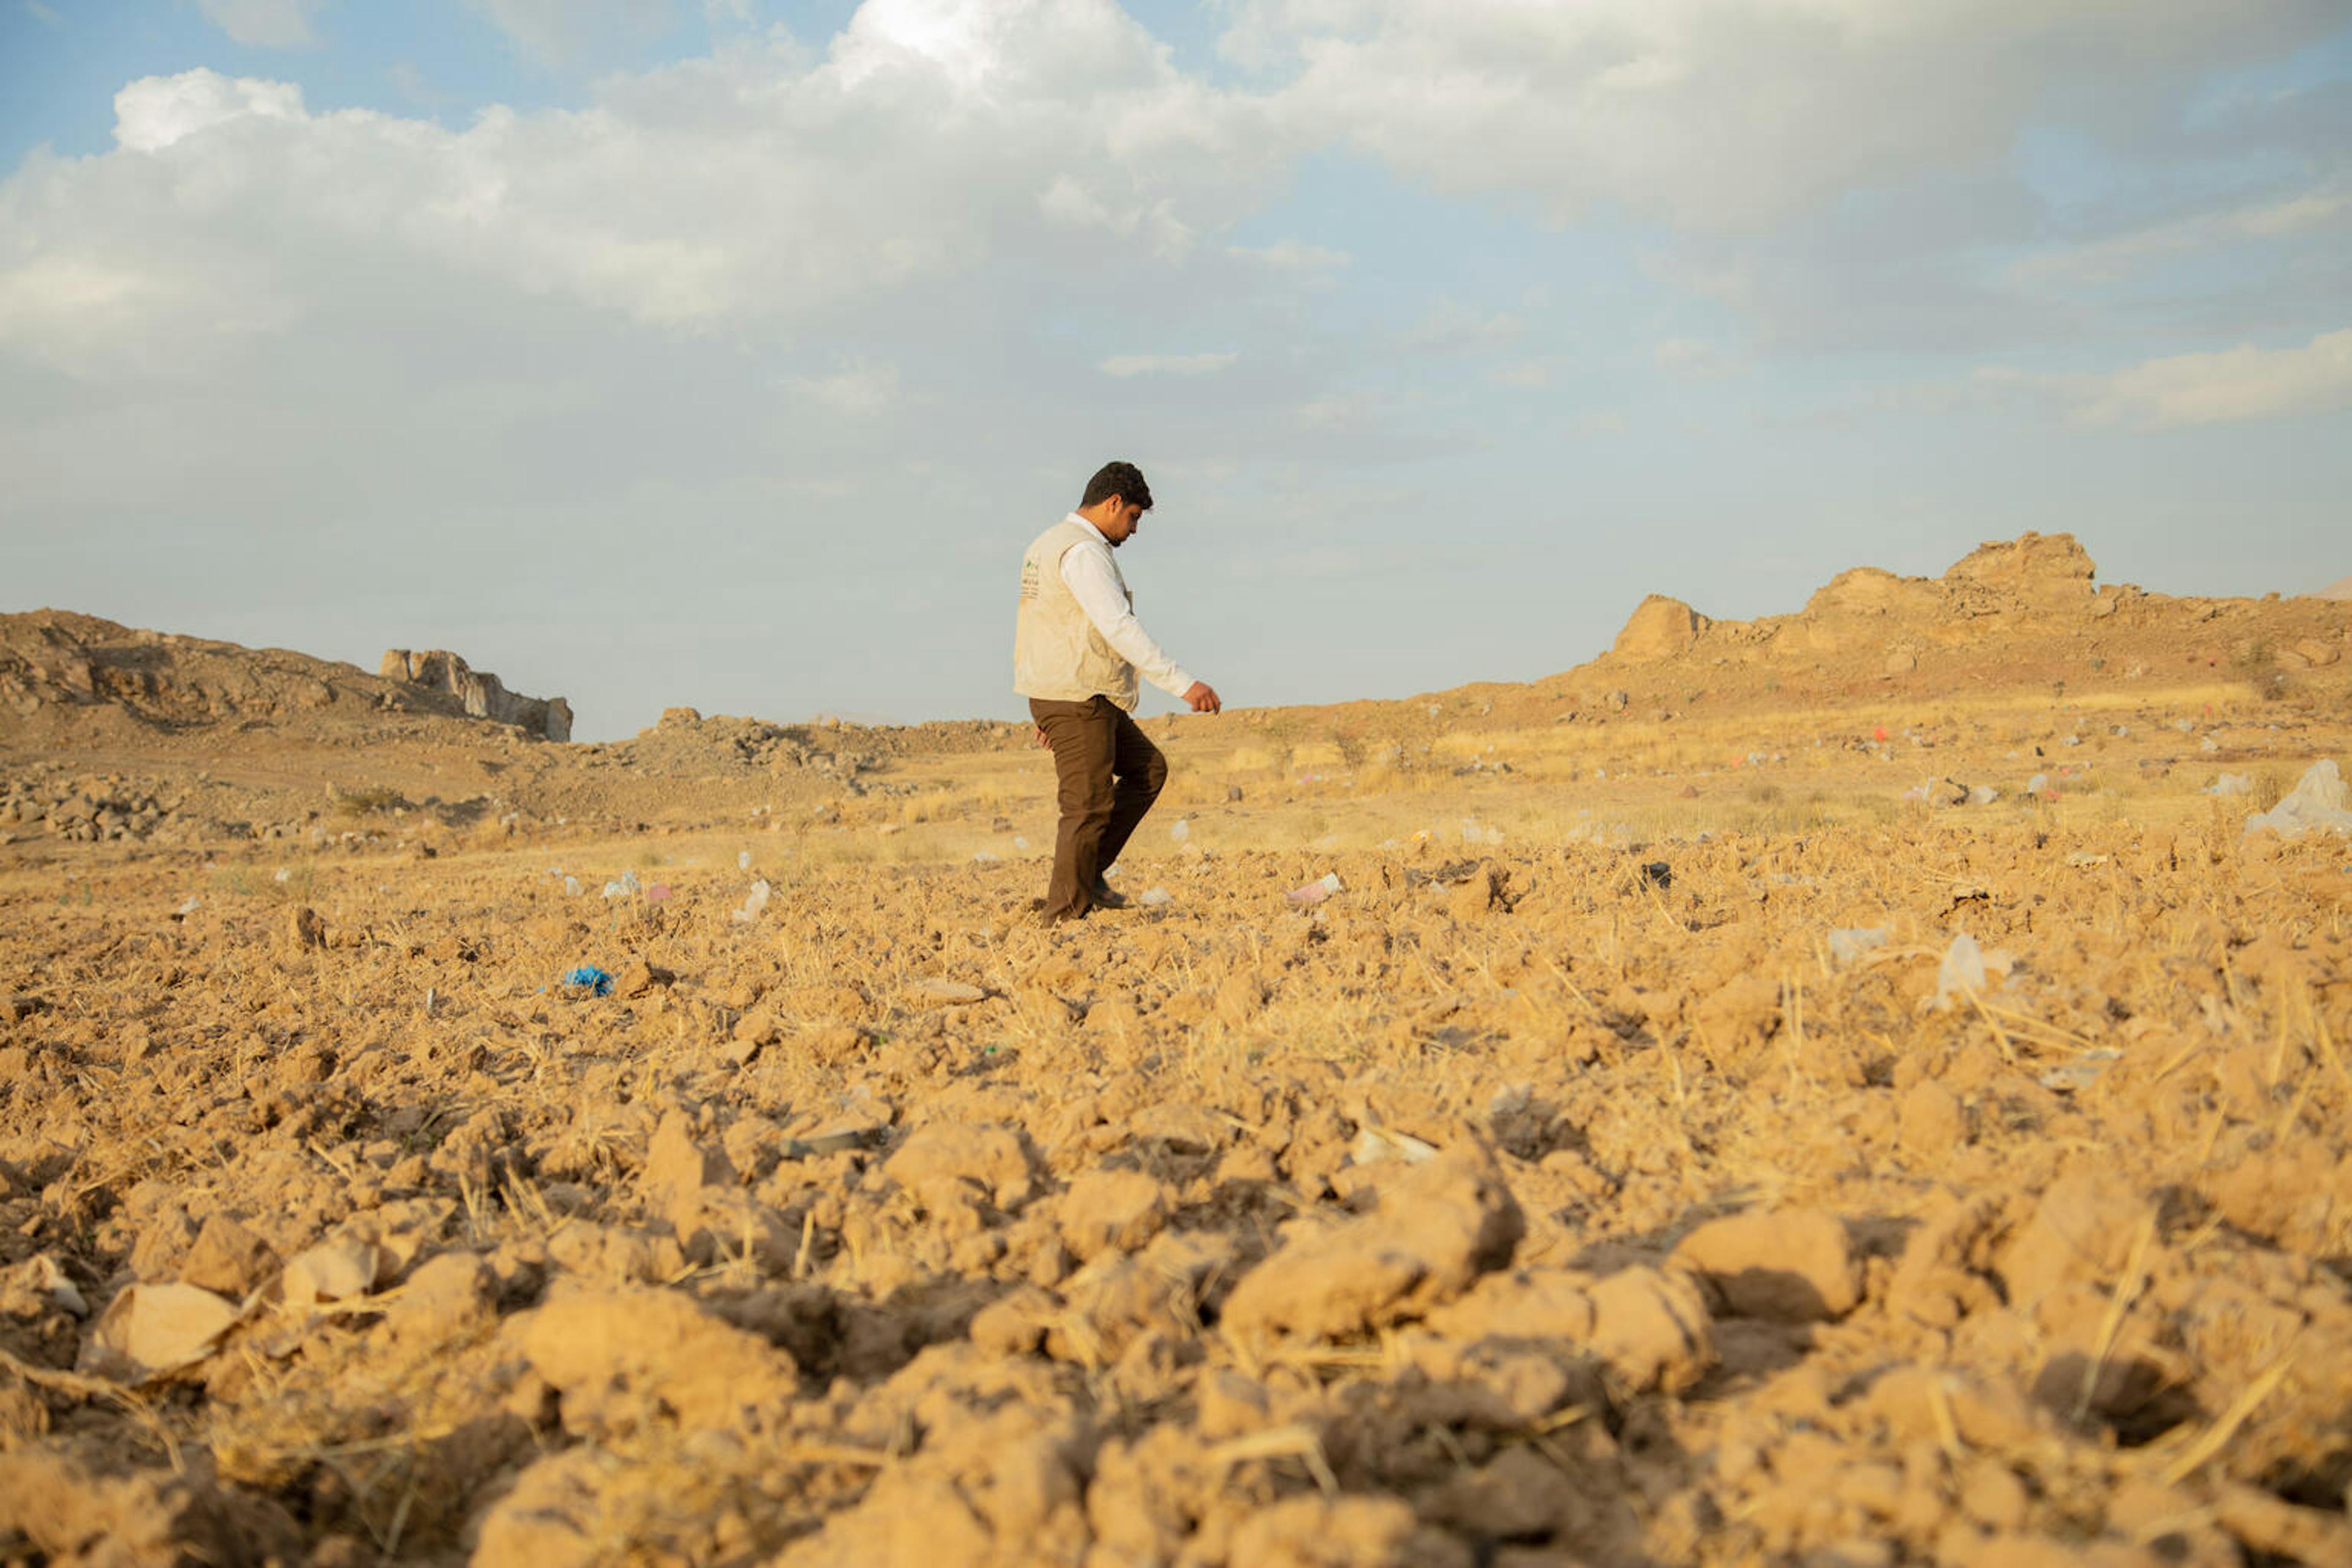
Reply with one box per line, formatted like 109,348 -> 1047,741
1089,880 -> 1129,910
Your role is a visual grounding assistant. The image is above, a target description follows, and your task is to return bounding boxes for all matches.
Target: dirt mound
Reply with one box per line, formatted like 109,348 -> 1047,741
2316,575 -> 2352,601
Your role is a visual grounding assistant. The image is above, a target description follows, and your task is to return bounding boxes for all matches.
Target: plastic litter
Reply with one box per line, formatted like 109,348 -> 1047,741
1138,888 -> 1173,907
1827,927 -> 1890,964
601,869 -> 642,899
2244,759 -> 2352,839
1967,785 -> 2000,805
1352,1126 -> 1439,1166
1933,932 -> 2013,1011
2026,773 -> 2051,797
2040,1048 -> 2121,1094
733,879 -> 772,923
646,883 -> 671,902
563,876 -> 581,897
1287,871 -> 1344,907
174,896 -> 200,916
2205,774 -> 2252,797
738,851 -> 753,870
1169,819 -> 1189,842
561,965 -> 614,997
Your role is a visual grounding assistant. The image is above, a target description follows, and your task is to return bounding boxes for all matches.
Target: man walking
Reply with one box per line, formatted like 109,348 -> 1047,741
1015,460 -> 1221,922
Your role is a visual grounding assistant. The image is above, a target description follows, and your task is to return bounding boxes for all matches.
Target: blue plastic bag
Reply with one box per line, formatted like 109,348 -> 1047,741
562,965 -> 614,997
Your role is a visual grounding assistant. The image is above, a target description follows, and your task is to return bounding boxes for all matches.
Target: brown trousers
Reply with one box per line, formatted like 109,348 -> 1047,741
1028,695 -> 1167,919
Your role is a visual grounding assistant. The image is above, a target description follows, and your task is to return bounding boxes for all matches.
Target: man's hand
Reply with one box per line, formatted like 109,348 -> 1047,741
1183,681 -> 1223,715
1033,725 -> 1052,750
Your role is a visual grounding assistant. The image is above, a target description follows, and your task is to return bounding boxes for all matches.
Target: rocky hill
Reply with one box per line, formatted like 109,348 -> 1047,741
1600,532 -> 2345,680
0,611 -> 570,743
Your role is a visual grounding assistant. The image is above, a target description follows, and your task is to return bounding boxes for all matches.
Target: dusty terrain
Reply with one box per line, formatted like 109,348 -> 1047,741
4,534 -> 2352,1568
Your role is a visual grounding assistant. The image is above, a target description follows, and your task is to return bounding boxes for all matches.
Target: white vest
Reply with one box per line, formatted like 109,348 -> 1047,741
1014,519 -> 1140,712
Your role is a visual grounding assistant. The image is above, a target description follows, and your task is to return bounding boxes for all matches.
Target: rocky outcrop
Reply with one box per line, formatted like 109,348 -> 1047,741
1603,531 -> 2124,668
1943,530 -> 2097,597
1610,595 -> 1711,662
380,650 -> 572,741
2,611 -> 352,729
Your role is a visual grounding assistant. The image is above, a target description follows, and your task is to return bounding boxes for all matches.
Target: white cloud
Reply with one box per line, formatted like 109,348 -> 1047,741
2010,182 -> 2352,288
1654,336 -> 1740,379
1098,352 -> 1238,377
1981,328 -> 2352,429
1232,0 -> 2344,230
467,0 -> 676,66
1226,238 -> 1349,272
791,358 -> 900,413
24,2 -> 61,25
113,70 -> 306,151
196,0 -> 328,48
0,4 -> 1285,372
1404,299 -> 1523,353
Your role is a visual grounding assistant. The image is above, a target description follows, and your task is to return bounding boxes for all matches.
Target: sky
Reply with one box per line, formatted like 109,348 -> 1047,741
2,1 -> 2348,741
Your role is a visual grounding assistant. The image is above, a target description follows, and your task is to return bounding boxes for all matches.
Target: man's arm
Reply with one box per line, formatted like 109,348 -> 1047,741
1060,543 -> 1200,700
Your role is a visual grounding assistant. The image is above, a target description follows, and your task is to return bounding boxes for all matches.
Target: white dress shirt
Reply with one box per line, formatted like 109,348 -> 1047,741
1059,512 -> 1197,699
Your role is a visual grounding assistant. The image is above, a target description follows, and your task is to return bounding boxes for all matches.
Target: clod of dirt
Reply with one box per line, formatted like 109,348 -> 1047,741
1585,1265 -> 1716,1394
1446,862 -> 1510,921
78,1283 -> 242,1381
884,1121 -> 1039,1212
1994,1170 -> 2154,1311
518,1288 -> 801,1439
1674,1207 -> 1862,1322
1896,1079 -> 1969,1156
280,1235 -> 388,1307
386,1251 -> 496,1348
1057,1167 -> 1175,1261
1227,1493 -> 1472,1568
178,1215 -> 279,1299
1223,1145 -> 1523,1343
0,1446 -> 303,1567
612,957 -> 675,998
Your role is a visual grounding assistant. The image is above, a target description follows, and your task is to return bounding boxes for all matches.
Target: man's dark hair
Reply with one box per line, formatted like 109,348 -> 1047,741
1080,461 -> 1153,513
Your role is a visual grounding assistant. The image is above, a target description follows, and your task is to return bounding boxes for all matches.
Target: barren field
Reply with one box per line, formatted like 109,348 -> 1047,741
6,535 -> 2352,1567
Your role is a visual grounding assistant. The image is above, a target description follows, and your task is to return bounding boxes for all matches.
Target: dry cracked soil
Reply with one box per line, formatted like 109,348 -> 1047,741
4,533 -> 2352,1568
